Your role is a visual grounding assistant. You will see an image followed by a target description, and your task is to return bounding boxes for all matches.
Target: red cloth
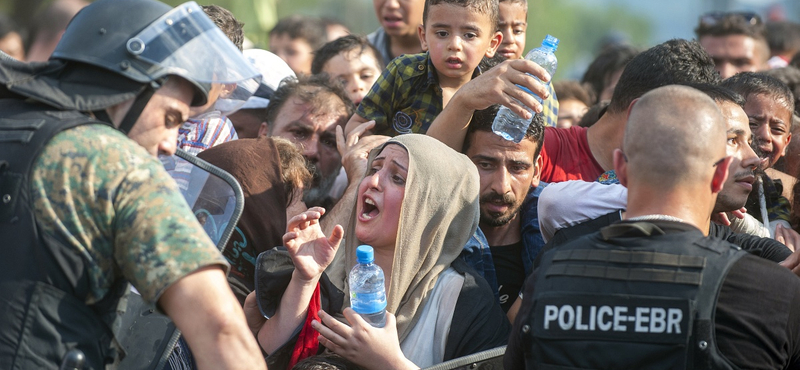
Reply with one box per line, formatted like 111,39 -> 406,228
287,283 -> 321,370
539,126 -> 605,183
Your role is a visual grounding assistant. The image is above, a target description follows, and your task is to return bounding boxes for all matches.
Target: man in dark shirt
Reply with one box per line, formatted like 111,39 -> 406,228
506,85 -> 800,369
461,106 -> 546,312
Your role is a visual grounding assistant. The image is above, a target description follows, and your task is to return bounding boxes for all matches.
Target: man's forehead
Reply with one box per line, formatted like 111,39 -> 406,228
276,96 -> 347,129
469,131 -> 538,158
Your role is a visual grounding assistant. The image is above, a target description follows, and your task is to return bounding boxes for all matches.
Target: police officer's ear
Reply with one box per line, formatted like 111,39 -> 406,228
613,148 -> 629,187
625,98 -> 641,120
711,156 -> 732,194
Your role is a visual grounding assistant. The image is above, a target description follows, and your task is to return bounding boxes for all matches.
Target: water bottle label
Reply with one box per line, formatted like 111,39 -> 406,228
351,291 -> 387,314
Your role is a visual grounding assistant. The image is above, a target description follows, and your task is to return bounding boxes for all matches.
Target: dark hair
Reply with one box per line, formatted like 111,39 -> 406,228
607,39 -> 720,114
762,67 -> 800,116
721,72 -> 796,116
202,5 -> 244,52
685,83 -> 746,108
580,44 -> 640,104
423,0 -> 499,33
293,353 -> 364,370
695,12 -> 767,41
463,104 -> 545,159
766,21 -> 800,56
554,80 -> 594,107
264,74 -> 355,132
577,101 -> 609,128
311,35 -> 384,75
269,15 -> 328,52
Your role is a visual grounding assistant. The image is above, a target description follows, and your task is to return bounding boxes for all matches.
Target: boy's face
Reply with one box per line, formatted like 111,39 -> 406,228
270,33 -> 314,75
744,92 -> 793,169
497,2 -> 527,60
373,0 -> 425,39
418,4 -> 501,87
322,49 -> 382,106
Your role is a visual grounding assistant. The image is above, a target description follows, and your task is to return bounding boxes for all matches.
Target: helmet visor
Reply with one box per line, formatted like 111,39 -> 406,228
128,1 -> 261,112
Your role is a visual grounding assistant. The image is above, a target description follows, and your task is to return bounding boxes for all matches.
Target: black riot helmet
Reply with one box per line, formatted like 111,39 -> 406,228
48,0 -> 260,133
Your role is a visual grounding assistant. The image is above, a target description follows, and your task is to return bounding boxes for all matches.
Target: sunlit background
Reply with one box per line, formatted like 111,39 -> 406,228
2,0 -> 798,79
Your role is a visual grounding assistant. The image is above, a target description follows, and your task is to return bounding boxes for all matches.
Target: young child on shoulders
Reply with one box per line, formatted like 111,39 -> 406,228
347,0 -> 502,136
311,35 -> 384,107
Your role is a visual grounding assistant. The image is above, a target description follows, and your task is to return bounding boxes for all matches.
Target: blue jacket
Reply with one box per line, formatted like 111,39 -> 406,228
459,182 -> 548,301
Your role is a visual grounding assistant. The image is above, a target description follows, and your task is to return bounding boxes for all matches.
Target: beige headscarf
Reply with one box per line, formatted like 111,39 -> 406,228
326,134 -> 480,341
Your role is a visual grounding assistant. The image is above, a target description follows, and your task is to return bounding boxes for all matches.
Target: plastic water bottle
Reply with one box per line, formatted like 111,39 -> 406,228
492,34 -> 559,143
349,245 -> 387,327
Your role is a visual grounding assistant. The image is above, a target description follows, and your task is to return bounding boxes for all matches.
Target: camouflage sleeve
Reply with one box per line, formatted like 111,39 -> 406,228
32,125 -> 227,305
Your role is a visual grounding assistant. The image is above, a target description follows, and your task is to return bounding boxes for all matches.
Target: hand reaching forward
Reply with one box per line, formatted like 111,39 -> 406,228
337,121 -> 390,182
313,308 -> 419,370
283,207 -> 345,282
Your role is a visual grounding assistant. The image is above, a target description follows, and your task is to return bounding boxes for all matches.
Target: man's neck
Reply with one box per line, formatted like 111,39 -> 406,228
389,34 -> 422,59
625,186 -> 714,236
481,216 -> 522,247
586,112 -> 626,172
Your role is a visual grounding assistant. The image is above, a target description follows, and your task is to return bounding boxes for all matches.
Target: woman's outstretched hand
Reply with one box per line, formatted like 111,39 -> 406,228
283,207 -> 344,282
313,308 -> 419,370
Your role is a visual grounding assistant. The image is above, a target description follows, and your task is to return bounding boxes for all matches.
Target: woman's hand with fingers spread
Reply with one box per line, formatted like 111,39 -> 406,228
283,207 -> 344,282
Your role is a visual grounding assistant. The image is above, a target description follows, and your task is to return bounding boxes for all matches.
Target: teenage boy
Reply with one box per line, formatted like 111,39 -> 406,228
346,0 -> 502,136
368,0 -> 425,66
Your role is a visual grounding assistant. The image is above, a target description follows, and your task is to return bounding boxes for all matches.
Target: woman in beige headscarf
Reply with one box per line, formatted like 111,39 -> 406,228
254,134 -> 509,369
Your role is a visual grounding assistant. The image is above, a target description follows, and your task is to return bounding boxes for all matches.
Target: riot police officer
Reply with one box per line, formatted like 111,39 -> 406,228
505,85 -> 800,369
0,0 -> 266,368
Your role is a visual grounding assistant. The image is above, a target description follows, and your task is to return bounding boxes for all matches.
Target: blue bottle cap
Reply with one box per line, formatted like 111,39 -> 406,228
542,34 -> 559,51
356,245 -> 374,264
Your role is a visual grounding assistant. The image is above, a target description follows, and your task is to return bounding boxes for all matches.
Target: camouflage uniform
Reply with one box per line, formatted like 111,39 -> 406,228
31,124 -> 227,305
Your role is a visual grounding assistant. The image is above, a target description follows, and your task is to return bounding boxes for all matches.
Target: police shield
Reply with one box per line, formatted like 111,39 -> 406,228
117,149 -> 243,370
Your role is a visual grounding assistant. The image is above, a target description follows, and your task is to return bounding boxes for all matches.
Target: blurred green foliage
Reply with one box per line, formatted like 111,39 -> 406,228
3,0 -> 651,78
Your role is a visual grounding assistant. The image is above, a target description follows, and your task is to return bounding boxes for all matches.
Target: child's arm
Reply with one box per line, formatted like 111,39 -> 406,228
426,59 -> 551,151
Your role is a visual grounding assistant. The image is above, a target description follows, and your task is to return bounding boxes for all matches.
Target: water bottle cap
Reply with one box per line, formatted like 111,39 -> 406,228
542,34 -> 559,51
356,245 -> 374,263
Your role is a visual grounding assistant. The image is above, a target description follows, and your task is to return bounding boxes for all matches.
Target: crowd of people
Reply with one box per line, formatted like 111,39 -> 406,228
3,0 -> 800,369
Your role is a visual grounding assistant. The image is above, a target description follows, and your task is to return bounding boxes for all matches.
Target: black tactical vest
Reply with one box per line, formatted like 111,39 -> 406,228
523,222 -> 747,370
0,98 -> 129,370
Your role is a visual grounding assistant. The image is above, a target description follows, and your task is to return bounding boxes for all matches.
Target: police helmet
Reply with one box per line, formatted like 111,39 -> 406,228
51,0 -> 261,126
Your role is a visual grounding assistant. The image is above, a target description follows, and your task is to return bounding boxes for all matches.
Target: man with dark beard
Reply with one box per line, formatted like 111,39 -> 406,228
461,105 -> 545,313
258,74 -> 354,209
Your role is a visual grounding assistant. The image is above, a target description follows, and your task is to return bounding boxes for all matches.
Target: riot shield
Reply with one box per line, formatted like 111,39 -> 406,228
117,149 -> 243,370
